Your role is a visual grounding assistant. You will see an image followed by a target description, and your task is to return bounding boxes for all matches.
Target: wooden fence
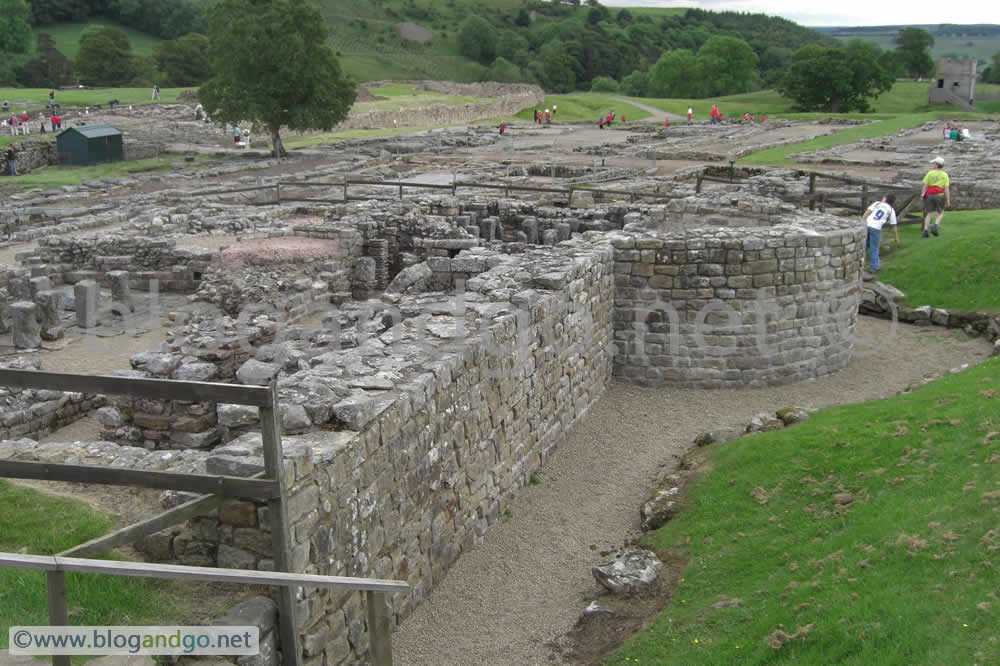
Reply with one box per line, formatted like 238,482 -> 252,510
0,369 -> 408,666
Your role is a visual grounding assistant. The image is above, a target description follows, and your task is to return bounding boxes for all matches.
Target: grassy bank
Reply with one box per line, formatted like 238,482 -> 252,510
0,88 -> 188,111
0,480 -> 179,643
879,210 -> 1000,313
513,94 -> 652,124
3,154 -> 207,188
613,354 -> 1000,665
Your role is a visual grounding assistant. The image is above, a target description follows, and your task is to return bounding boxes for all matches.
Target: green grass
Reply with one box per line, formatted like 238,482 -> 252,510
5,154 -> 206,188
513,94 -> 652,124
35,21 -> 163,59
613,355 -> 1000,665
0,480 -> 180,646
824,25 -> 1000,63
0,88 -> 190,111
740,113 -> 943,165
878,210 -> 1000,313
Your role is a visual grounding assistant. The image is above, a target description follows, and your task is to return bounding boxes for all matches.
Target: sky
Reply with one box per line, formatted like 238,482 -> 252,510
600,0 -> 1000,28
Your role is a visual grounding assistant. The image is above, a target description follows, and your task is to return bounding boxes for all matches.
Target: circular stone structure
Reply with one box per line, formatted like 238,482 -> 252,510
609,204 -> 865,388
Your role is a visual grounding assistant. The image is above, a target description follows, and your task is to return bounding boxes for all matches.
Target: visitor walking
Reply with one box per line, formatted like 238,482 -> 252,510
598,116 -> 604,129
19,111 -> 29,134
5,145 -> 16,176
687,107 -> 693,122
921,157 -> 950,237
498,121 -> 505,135
233,124 -> 241,144
545,109 -> 550,124
152,85 -> 160,101
9,114 -> 18,135
552,104 -> 557,117
861,193 -> 899,277
49,90 -> 55,106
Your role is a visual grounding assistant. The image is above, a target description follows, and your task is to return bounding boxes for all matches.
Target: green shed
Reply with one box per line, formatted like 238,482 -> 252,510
56,124 -> 124,166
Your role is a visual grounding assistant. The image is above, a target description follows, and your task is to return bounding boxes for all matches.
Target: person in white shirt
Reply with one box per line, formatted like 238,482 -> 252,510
861,193 -> 899,276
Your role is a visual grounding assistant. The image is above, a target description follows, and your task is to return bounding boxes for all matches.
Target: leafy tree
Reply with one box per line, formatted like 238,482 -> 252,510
778,42 -> 893,112
458,15 -> 496,64
590,75 -> 618,92
895,27 -> 935,78
0,0 -> 32,53
198,0 -> 356,158
17,32 -> 75,87
983,51 -> 1000,83
497,30 -> 529,67
615,9 -> 632,27
487,56 -> 521,83
76,30 -> 136,85
514,8 -> 531,28
648,48 -> 702,98
154,32 -> 211,86
620,69 -> 647,97
697,35 -> 758,96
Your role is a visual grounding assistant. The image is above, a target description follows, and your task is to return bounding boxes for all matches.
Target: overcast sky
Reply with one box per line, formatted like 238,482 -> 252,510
601,0 -> 1000,27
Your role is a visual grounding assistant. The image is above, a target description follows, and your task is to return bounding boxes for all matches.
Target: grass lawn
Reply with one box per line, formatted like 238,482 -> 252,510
4,154 -> 206,188
0,88 -> 189,111
612,354 -> 1000,665
0,480 -> 180,646
513,94 -> 652,124
356,83 -> 491,112
878,210 -> 1000,313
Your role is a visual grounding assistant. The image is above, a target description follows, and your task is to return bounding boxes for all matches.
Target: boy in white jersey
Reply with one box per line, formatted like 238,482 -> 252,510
862,193 -> 899,277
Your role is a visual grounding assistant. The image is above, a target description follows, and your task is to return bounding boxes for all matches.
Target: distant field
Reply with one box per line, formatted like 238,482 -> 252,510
822,25 -> 1000,62
355,83 -> 491,112
513,94 -> 652,124
0,88 -> 188,110
34,21 -> 164,59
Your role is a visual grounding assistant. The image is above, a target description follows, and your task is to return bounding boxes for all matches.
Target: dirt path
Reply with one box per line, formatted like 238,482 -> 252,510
393,317 -> 994,665
615,98 -> 680,122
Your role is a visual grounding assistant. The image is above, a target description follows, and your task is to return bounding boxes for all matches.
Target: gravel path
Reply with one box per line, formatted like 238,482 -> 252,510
393,317 -> 995,665
614,98 -> 680,122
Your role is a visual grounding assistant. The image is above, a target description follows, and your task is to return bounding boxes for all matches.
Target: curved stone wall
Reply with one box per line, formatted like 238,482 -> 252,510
610,215 -> 865,388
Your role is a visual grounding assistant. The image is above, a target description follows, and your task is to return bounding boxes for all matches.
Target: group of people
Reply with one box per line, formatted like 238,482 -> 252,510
862,155 -> 951,276
742,112 -> 765,123
598,110 -> 619,129
942,121 -> 971,141
533,105 -> 557,125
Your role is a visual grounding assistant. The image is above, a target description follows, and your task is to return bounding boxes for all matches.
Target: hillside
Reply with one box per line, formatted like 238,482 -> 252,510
815,23 -> 1000,62
316,0 -> 839,85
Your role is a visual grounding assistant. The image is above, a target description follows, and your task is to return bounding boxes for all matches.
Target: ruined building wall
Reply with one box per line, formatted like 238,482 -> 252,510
610,222 -> 864,388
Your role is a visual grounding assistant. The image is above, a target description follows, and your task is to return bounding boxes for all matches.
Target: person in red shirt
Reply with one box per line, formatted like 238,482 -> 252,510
19,111 -> 29,135
599,117 -> 604,129
664,119 -> 670,128
621,114 -> 625,123
761,114 -> 766,122
606,112 -> 612,127
499,122 -> 505,135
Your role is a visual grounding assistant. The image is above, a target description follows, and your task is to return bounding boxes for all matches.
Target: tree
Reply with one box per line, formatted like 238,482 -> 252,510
590,75 -> 618,92
648,49 -> 702,98
198,0 -> 356,158
0,0 -> 32,53
778,43 -> 893,112
17,32 -> 75,87
697,35 -> 758,96
620,69 -> 647,97
458,15 -> 496,65
497,30 -> 529,67
487,56 -> 521,83
895,27 -> 935,79
76,29 -> 137,86
154,32 -> 211,86
983,50 -> 1000,84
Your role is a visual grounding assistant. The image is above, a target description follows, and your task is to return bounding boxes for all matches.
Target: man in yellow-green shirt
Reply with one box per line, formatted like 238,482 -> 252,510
921,156 -> 950,237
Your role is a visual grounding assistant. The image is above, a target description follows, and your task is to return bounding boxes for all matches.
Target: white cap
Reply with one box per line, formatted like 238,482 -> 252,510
930,156 -> 945,165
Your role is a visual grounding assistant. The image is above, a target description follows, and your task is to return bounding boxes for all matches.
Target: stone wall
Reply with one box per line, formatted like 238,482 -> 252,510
338,82 -> 543,132
0,360 -> 105,441
611,205 -> 864,388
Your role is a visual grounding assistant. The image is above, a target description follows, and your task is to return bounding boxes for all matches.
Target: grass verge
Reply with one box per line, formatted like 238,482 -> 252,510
0,88 -> 189,111
0,480 -> 181,646
612,355 -> 1000,665
878,210 -> 1000,313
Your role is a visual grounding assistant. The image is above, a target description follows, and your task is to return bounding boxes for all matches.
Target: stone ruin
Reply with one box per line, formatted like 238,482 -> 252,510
0,175 -> 871,664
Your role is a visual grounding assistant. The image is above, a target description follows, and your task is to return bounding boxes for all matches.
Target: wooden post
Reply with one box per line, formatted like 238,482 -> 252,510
398,184 -> 403,200
260,382 -> 302,666
567,188 -> 573,207
452,173 -> 457,196
367,590 -> 393,666
808,173 -> 816,211
47,571 -> 71,666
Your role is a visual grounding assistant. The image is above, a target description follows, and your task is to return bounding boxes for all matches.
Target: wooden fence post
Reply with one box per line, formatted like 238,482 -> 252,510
820,192 -> 826,213
47,571 -> 71,666
367,590 -> 393,666
260,382 -> 302,666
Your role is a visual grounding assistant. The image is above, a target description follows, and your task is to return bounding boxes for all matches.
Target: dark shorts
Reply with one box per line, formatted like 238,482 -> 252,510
923,194 -> 945,214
